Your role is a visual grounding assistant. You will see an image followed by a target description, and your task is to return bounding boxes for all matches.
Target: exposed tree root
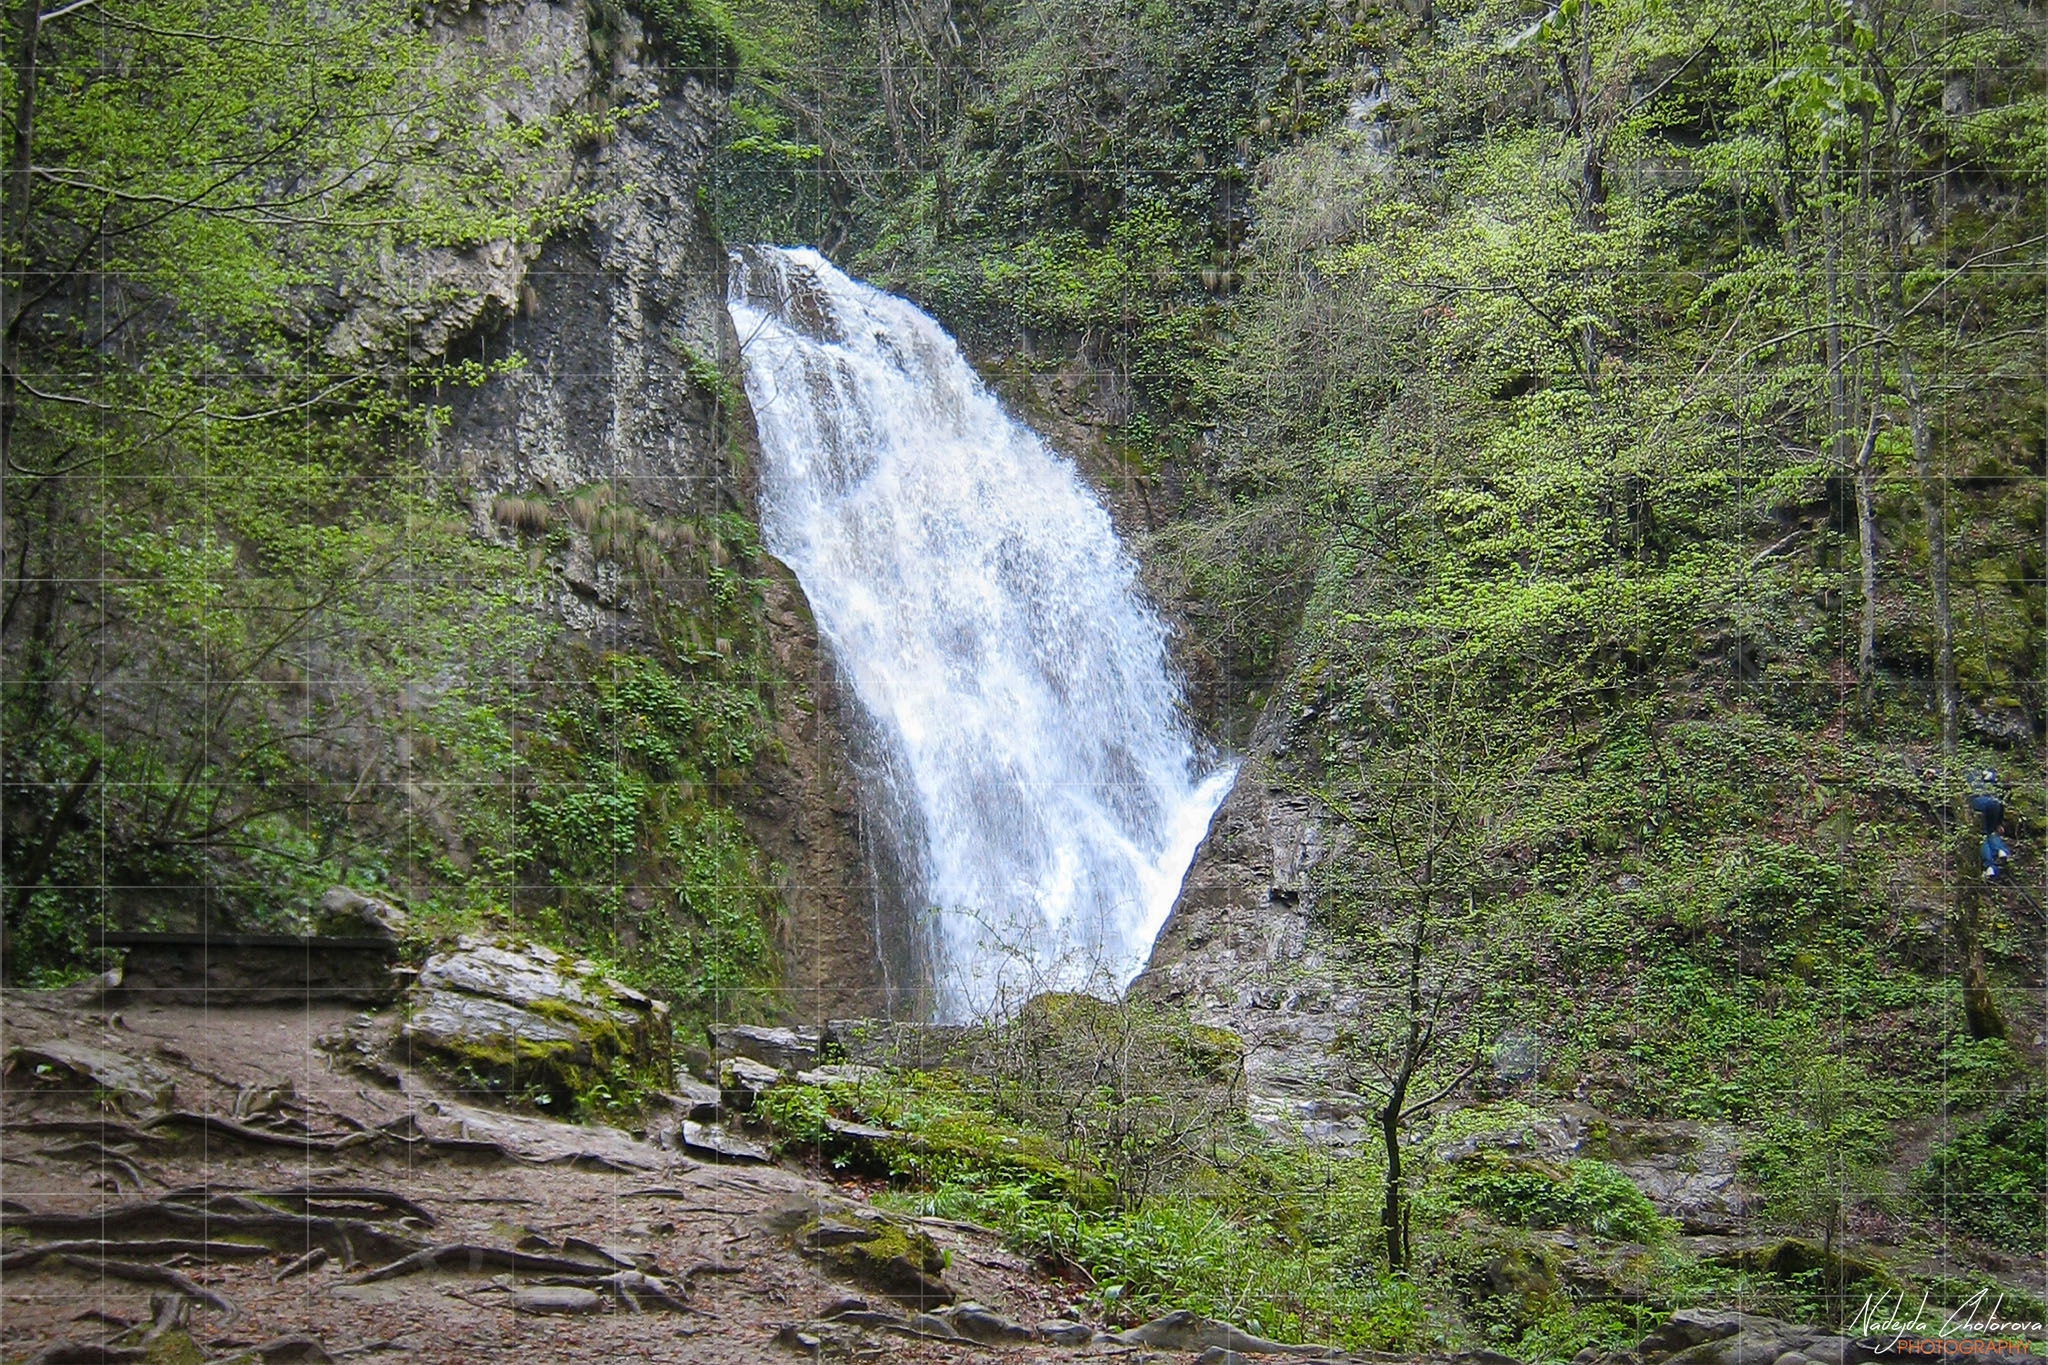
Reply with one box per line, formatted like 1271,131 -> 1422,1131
1,1239 -> 273,1270
141,1112 -> 367,1152
163,1185 -> 435,1226
54,1257 -> 234,1315
351,1243 -> 630,1283
272,1247 -> 331,1282
4,1199 -> 424,1264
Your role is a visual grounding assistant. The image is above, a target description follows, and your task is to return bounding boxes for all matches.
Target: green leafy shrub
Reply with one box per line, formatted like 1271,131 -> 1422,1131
1918,1090 -> 2046,1253
608,0 -> 738,82
1426,1153 -> 1669,1243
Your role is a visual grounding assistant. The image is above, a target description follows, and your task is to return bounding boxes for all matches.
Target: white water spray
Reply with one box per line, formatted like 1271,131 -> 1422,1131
729,247 -> 1234,1019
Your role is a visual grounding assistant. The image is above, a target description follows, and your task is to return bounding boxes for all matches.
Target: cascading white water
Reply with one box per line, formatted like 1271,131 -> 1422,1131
729,247 -> 1235,1020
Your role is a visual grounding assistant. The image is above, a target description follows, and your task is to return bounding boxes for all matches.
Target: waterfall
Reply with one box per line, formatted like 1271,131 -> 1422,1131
729,247 -> 1235,1020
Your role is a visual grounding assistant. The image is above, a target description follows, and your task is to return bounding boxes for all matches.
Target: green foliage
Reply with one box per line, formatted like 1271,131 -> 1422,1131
752,1068 -> 1102,1194
902,1170 -> 1429,1349
578,1053 -> 668,1125
0,0 -> 682,981
633,0 -> 740,81
1424,1154 -> 1670,1244
1918,1090 -> 2047,1253
711,0 -> 2039,1325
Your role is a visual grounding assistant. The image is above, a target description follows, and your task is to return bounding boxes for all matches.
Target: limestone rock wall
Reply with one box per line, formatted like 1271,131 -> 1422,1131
347,0 -> 886,1018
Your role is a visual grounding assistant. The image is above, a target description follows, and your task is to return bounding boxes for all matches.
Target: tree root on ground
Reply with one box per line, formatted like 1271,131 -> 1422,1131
350,1244 -> 691,1311
4,1198 -> 424,1265
55,1257 -> 234,1314
163,1185 -> 435,1226
351,1243 -> 633,1282
2,1239 -> 273,1270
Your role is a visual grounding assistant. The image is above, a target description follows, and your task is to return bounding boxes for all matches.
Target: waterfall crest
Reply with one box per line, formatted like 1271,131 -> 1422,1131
729,247 -> 1234,1019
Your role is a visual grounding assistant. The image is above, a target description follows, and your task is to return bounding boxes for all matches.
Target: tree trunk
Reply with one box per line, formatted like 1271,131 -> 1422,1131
1854,414 -> 1880,684
1960,909 -> 2008,1041
1899,353 -> 1955,757
1900,354 -> 2006,1040
2,0 -> 45,566
874,0 -> 910,170
1378,1103 -> 1405,1270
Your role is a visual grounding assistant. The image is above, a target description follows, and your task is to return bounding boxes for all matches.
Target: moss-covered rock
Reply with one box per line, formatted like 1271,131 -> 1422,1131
400,936 -> 670,1108
1705,1237 -> 1891,1292
794,1211 -> 954,1308
1459,1234 -> 1567,1333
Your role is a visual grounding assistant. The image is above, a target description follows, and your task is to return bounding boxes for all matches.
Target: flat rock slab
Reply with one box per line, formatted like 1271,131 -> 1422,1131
401,937 -> 670,1098
3,1040 -> 178,1110
679,1120 -> 770,1164
514,1285 -> 604,1315
405,992 -> 588,1056
710,1024 -> 820,1072
418,940 -> 610,1011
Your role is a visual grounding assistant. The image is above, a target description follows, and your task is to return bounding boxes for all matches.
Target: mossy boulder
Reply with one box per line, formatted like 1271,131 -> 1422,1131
401,937 -> 669,1108
794,1210 -> 954,1308
1459,1234 -> 1566,1332
1705,1236 -> 1890,1292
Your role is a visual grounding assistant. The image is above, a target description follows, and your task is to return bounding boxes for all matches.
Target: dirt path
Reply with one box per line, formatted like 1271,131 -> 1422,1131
0,989 -> 1122,1364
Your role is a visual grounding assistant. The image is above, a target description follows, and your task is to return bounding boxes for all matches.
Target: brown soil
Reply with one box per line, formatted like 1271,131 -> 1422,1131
0,988 -> 1133,1365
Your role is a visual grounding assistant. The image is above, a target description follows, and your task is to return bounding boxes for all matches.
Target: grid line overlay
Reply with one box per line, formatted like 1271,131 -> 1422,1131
1,0 -> 2044,1357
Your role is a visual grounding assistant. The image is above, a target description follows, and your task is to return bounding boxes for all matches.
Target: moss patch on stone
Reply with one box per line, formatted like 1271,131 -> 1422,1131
794,1212 -> 953,1307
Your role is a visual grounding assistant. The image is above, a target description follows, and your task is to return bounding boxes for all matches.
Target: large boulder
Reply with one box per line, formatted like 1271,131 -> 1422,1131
710,1022 -> 821,1072
314,886 -> 409,940
401,937 -> 669,1106
793,1208 -> 954,1308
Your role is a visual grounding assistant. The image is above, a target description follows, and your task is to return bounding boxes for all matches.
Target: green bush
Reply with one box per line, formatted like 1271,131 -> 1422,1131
1426,1152 -> 1669,1243
1918,1090 -> 2046,1253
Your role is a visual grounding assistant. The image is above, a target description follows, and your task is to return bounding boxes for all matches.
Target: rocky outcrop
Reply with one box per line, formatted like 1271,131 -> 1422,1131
746,561 -> 892,1017
401,937 -> 671,1102
311,886 -> 409,941
1131,747 -> 1357,1122
321,0 -> 594,365
710,1022 -> 823,1072
343,1 -> 887,1016
792,1208 -> 955,1307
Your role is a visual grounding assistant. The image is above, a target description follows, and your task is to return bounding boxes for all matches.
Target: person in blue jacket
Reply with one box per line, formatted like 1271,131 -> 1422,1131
1982,823 -> 2012,881
1967,769 -> 2005,836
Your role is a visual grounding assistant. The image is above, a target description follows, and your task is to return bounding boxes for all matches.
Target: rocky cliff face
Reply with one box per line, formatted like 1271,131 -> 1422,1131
345,0 -> 887,1018
1130,698 -> 1357,1130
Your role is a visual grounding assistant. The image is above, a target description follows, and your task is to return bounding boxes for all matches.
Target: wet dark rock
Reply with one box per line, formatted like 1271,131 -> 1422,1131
718,1056 -> 781,1111
710,1023 -> 820,1072
666,1075 -> 724,1121
1037,1319 -> 1096,1345
935,1301 -> 1034,1344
